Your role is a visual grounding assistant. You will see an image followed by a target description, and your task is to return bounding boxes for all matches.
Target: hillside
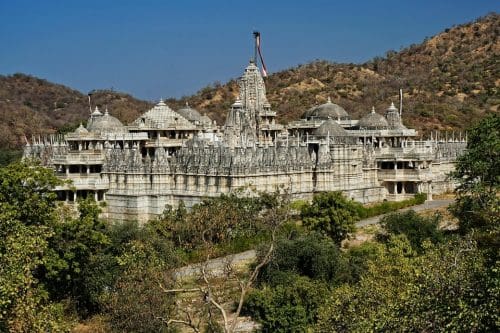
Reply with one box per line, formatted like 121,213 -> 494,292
0,13 -> 498,153
168,13 -> 499,130
0,75 -> 152,150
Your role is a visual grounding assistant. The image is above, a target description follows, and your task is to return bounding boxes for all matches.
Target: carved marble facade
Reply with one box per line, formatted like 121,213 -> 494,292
24,60 -> 466,222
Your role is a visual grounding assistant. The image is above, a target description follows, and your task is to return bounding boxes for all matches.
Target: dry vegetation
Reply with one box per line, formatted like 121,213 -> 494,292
1,13 -> 498,152
171,13 -> 499,131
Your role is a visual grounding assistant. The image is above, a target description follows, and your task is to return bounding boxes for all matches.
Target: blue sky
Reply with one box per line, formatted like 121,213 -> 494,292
0,0 -> 498,101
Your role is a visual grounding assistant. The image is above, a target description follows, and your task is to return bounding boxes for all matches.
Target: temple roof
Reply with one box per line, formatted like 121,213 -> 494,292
87,108 -> 128,134
358,107 -> 389,130
313,118 -> 348,137
302,97 -> 349,120
385,102 -> 407,130
131,100 -> 196,130
177,102 -> 202,122
74,123 -> 89,135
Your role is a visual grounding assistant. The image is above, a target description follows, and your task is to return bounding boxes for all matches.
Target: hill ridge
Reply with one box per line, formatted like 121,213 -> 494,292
1,13 -> 498,152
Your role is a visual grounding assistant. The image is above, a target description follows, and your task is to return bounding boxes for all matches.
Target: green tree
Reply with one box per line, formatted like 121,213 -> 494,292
450,113 -> 499,234
42,197 -> 110,315
301,192 -> 358,245
0,161 -> 70,331
315,236 -> 500,332
243,275 -> 329,333
104,227 -> 179,333
258,233 -> 348,286
0,160 -> 61,226
378,210 -> 443,252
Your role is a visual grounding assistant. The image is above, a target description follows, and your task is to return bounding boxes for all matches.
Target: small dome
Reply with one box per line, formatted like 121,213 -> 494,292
91,106 -> 103,117
200,115 -> 212,125
74,123 -> 89,135
387,102 -> 398,113
177,102 -> 203,123
87,109 -> 127,134
302,97 -> 349,120
313,119 -> 348,137
385,102 -> 407,130
358,107 -> 389,130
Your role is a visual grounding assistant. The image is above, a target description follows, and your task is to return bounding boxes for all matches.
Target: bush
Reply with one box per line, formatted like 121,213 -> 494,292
378,210 -> 443,251
258,233 -> 349,286
301,192 -> 359,245
243,275 -> 328,332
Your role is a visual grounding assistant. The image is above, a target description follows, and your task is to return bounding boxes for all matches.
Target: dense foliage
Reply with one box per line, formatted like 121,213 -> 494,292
451,113 -> 499,234
1,112 -> 498,331
301,191 -> 358,245
315,237 -> 499,332
378,209 -> 443,252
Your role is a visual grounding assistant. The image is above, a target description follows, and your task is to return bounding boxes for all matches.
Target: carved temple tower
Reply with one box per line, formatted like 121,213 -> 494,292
224,60 -> 282,147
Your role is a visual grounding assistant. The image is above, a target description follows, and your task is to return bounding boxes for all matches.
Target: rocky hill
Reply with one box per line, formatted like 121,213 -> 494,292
170,13 -> 499,130
0,13 -> 498,154
0,74 -> 152,150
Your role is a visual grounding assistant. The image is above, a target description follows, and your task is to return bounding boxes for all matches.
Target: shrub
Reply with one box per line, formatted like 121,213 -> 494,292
243,275 -> 328,332
258,233 -> 348,286
301,192 -> 358,245
378,210 -> 443,251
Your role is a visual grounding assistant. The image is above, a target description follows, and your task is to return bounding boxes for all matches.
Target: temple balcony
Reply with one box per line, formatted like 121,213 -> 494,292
144,137 -> 185,148
259,123 -> 284,131
55,174 -> 109,190
52,151 -> 105,164
377,169 -> 432,182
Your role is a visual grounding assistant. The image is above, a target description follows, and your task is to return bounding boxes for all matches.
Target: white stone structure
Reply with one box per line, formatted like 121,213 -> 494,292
24,60 -> 466,222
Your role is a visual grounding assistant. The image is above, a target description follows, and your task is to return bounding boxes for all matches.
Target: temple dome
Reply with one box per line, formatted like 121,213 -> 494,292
358,107 -> 389,130
313,118 -> 348,137
87,109 -> 127,134
385,102 -> 407,130
74,123 -> 89,135
177,102 -> 203,123
302,97 -> 349,120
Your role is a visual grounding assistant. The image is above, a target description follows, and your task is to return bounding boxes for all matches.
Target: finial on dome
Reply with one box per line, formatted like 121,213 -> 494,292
327,96 -> 332,103
105,105 -> 109,115
185,101 -> 189,107
390,101 -> 396,108
94,106 -> 99,112
371,106 -> 375,114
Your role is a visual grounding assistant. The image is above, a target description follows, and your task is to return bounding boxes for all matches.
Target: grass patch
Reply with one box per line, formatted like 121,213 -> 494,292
355,193 -> 427,219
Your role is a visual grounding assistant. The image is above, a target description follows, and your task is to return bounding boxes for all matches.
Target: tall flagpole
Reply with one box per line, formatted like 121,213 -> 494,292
253,31 -> 259,64
253,31 -> 268,77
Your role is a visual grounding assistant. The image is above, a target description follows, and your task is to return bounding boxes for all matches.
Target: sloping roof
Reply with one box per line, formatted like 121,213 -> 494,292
358,107 -> 389,130
177,103 -> 203,122
313,119 -> 348,136
132,100 -> 196,130
302,97 -> 349,120
87,109 -> 128,134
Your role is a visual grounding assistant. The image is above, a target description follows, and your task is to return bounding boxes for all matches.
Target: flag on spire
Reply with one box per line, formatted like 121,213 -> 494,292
253,31 -> 268,77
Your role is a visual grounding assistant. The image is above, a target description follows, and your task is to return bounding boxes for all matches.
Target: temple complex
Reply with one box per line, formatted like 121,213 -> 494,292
24,59 -> 466,222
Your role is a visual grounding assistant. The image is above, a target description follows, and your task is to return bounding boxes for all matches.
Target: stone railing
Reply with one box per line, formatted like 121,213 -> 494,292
52,151 -> 105,164
377,169 -> 431,181
60,174 -> 109,189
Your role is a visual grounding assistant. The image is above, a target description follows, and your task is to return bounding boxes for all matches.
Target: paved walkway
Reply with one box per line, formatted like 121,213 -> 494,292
355,199 -> 453,228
